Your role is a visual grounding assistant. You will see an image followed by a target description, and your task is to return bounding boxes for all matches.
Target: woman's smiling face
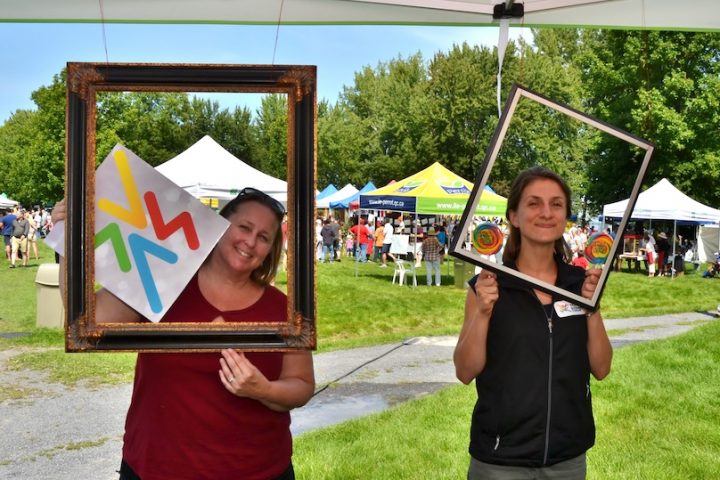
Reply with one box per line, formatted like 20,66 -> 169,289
508,178 -> 568,246
217,200 -> 279,275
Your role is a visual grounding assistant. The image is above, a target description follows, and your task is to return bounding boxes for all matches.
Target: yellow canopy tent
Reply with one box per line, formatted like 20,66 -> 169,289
357,162 -> 506,283
359,162 -> 506,216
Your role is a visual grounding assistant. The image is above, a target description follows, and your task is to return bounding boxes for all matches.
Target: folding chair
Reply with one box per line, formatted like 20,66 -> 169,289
392,257 -> 417,286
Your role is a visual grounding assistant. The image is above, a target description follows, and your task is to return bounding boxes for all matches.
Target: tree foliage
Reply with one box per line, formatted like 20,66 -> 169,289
426,42 -> 499,182
1,30 -> 718,214
579,30 -> 720,208
253,94 -> 288,179
0,71 -> 67,207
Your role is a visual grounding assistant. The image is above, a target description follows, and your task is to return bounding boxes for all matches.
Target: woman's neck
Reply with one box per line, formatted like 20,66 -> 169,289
515,245 -> 557,280
197,255 -> 260,310
516,246 -> 557,305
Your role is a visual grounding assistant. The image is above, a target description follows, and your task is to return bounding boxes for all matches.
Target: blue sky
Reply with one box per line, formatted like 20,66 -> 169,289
0,23 -> 530,122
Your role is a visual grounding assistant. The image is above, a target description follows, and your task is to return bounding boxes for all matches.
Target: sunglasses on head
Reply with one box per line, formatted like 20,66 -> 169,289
227,187 -> 286,219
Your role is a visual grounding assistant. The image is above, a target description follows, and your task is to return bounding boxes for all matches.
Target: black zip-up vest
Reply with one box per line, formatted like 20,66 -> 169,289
467,259 -> 595,467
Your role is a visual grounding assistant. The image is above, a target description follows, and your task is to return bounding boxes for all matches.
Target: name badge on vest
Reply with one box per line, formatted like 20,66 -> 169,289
554,300 -> 585,318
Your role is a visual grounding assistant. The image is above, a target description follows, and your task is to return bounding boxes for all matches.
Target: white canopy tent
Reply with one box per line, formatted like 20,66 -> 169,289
2,0 -> 719,31
316,184 -> 359,210
155,135 -> 287,203
603,178 -> 720,224
0,193 -> 19,209
603,178 -> 720,274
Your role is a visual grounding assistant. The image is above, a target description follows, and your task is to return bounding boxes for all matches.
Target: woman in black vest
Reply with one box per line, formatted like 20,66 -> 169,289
454,166 -> 612,479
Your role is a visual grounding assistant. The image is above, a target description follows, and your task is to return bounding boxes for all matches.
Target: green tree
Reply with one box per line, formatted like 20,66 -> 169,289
317,100 -> 365,187
0,110 -> 40,206
494,35 -> 590,215
96,92 -> 192,165
426,38 -> 588,211
579,30 -> 720,207
209,105 -> 258,165
26,71 -> 66,206
253,94 -> 288,179
340,53 -> 435,185
426,42 -> 500,182
0,71 -> 67,207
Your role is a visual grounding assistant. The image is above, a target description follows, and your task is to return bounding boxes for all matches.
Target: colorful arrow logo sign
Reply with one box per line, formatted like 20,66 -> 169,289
91,145 -> 228,322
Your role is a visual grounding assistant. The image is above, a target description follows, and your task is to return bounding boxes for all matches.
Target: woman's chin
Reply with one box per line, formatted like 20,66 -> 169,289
228,257 -> 257,273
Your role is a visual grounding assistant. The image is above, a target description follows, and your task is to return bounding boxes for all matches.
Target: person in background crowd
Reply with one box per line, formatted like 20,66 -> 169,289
350,217 -> 371,263
373,219 -> 385,263
436,224 -> 448,254
641,230 -> 656,277
415,220 -> 424,241
656,231 -> 670,277
319,218 -> 336,263
315,218 -> 323,261
54,188 -> 314,480
43,207 -> 59,263
39,207 -> 50,237
10,209 -> 30,268
381,218 -> 394,268
447,219 -> 458,247
421,227 -> 444,286
454,166 -> 612,479
1,208 -> 17,262
365,219 -> 375,261
345,233 -> 354,258
572,249 -> 590,270
572,225 -> 587,260
26,209 -> 40,261
330,216 -> 341,262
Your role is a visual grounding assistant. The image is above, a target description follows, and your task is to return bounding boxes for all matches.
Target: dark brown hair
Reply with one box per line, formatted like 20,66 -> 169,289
502,166 -> 572,264
219,188 -> 285,286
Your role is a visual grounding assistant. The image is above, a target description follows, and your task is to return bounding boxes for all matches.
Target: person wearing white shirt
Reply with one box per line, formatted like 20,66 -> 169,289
381,219 -> 394,267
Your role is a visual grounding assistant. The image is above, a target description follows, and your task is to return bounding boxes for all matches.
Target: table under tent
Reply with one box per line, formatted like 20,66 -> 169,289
358,162 -> 507,286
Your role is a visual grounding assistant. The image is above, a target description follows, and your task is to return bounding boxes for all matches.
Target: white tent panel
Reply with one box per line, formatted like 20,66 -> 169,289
316,184 -> 359,209
0,194 -> 19,209
155,135 -> 287,202
698,225 -> 720,262
2,0 -> 719,31
603,178 -> 720,224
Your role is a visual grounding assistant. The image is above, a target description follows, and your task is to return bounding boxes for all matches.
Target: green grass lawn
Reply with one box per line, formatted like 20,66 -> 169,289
293,319 -> 720,479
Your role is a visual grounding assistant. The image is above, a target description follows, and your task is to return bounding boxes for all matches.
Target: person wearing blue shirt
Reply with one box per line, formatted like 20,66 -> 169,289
1,208 -> 17,264
436,225 -> 448,253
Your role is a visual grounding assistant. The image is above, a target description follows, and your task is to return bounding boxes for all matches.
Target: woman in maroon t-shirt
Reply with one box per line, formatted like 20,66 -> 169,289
55,189 -> 315,480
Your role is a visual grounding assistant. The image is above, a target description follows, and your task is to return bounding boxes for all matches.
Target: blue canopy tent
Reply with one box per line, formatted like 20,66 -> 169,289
317,184 -> 338,201
330,182 -> 377,209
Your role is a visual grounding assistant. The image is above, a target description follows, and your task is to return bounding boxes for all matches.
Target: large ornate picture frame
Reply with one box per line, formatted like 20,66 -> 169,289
65,62 -> 316,351
449,84 -> 654,311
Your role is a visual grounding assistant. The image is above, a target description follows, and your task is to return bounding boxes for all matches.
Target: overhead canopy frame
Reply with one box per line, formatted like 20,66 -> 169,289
1,0 -> 719,32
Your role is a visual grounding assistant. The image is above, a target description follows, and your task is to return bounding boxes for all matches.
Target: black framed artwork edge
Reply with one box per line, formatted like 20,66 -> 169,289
449,83 -> 655,310
65,62 -> 317,352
